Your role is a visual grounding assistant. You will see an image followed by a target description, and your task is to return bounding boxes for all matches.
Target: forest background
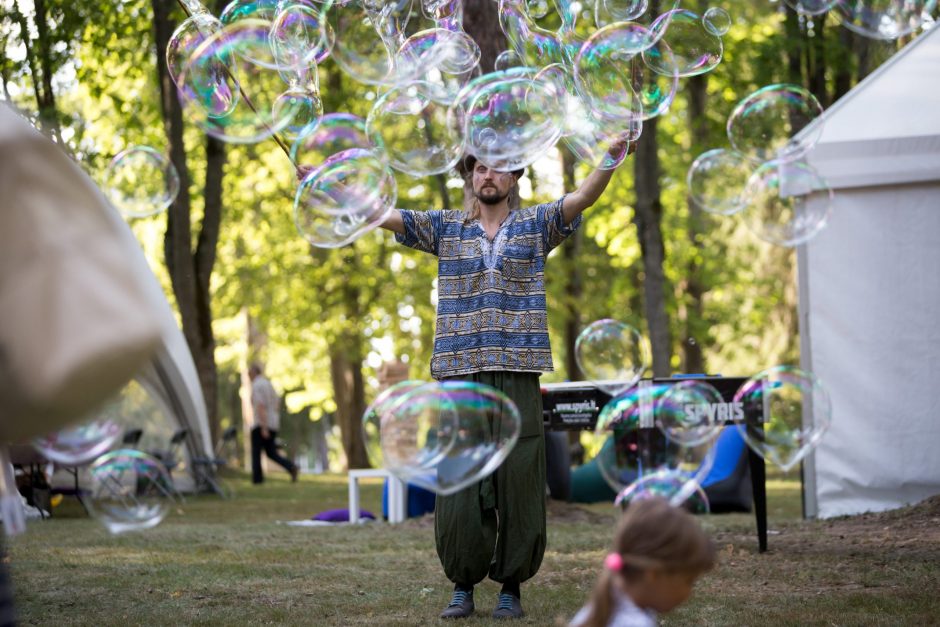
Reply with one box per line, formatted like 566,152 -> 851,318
0,0 -> 916,469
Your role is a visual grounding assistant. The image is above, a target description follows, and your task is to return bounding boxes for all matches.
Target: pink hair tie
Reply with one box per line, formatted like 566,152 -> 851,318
604,553 -> 624,572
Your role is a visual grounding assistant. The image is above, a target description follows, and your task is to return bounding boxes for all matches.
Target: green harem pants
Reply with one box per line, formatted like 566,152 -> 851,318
435,371 -> 546,587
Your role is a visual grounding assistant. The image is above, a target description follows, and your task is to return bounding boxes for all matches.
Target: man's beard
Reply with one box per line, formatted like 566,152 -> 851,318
475,187 -> 509,205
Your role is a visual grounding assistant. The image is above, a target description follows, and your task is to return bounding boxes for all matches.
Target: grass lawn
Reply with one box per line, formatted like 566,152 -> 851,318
6,469 -> 939,626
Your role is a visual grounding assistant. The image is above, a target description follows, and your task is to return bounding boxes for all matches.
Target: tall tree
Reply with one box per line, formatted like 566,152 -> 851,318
152,0 -> 226,441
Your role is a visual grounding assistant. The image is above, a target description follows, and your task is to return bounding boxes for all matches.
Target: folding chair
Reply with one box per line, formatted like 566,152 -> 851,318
149,428 -> 188,502
121,428 -> 144,449
190,426 -> 238,498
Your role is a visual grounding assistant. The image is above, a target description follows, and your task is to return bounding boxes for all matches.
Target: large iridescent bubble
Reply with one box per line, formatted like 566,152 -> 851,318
291,112 -> 375,170
104,146 -> 181,218
381,381 -> 521,496
294,148 -> 396,248
727,84 -> 824,164
741,161 -> 833,247
575,319 -> 649,397
783,0 -> 840,16
177,19 -> 305,144
835,0 -> 937,40
86,449 -> 174,534
366,81 -> 463,177
686,148 -> 753,216
733,366 -> 832,473
32,418 -> 122,466
362,380 -> 427,468
574,22 -> 653,123
614,468 -> 710,511
269,0 -> 334,69
457,68 -> 563,171
655,380 -> 725,448
166,13 -> 236,119
644,9 -> 723,78
594,384 -> 716,497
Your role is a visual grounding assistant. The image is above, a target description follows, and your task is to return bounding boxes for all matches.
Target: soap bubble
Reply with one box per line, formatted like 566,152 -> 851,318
686,148 -> 753,216
594,385 -> 715,496
176,19 -> 306,144
103,146 -> 180,218
366,81 -> 463,177
294,148 -> 396,248
494,49 -> 525,71
269,1 -> 334,69
574,22 -> 652,123
398,27 -> 481,81
362,380 -> 427,467
783,0 -> 840,16
498,0 -> 573,68
382,381 -> 521,495
32,419 -> 122,466
86,449 -> 174,534
835,0 -> 937,40
598,0 -> 649,23
727,84 -> 824,164
457,68 -> 563,171
291,112 -> 375,170
733,366 -> 832,473
526,0 -> 551,19
655,380 -> 725,447
741,161 -> 833,247
702,6 -> 732,36
327,0 -> 413,86
644,9 -> 723,78
575,319 -> 649,397
614,468 -> 710,511
166,13 -> 235,119
272,70 -> 323,141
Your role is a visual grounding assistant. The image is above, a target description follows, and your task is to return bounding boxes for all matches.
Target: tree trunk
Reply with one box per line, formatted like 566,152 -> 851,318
329,341 -> 370,469
31,0 -> 63,145
683,72 -> 708,375
633,116 -> 671,378
560,147 -> 583,382
153,0 -> 222,443
462,0 -> 508,73
833,25 -> 854,102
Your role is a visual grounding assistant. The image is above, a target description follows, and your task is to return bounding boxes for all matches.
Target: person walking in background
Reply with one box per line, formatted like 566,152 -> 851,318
569,498 -> 716,627
249,363 -> 298,484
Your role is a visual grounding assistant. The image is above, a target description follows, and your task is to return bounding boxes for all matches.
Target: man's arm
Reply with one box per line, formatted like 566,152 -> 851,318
379,208 -> 405,234
560,140 -> 636,226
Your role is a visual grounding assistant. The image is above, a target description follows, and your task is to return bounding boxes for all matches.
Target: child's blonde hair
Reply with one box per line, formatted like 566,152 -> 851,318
581,497 -> 715,627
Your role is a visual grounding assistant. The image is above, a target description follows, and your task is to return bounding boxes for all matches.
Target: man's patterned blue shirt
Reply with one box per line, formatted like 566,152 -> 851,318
395,197 -> 581,380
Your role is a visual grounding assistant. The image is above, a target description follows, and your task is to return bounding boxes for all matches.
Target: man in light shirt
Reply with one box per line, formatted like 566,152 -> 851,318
249,363 -> 298,484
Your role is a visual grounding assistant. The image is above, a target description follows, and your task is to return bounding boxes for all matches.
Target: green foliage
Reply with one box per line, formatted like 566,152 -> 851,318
0,0 -> 914,419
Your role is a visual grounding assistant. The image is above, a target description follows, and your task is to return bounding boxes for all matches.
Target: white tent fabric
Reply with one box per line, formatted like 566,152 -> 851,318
798,25 -> 940,519
0,103 -> 213,487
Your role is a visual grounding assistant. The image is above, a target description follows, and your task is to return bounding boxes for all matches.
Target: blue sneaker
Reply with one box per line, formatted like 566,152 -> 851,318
440,588 -> 474,619
492,592 -> 524,619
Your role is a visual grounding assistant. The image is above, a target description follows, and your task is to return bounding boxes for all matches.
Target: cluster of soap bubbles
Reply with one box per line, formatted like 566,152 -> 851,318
573,320 -> 832,508
160,0 -> 738,248
783,0 -> 936,40
19,381 -> 181,535
687,83 -> 834,247
362,379 -> 521,495
102,145 -> 180,219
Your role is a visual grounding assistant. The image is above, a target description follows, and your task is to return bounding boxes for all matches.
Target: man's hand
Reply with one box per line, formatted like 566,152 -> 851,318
296,164 -> 314,180
261,426 -> 270,440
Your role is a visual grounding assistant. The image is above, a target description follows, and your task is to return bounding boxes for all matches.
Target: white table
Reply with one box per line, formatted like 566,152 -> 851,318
347,468 -> 407,524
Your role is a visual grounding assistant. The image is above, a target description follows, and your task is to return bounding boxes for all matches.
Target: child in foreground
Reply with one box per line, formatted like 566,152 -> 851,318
569,497 -> 716,627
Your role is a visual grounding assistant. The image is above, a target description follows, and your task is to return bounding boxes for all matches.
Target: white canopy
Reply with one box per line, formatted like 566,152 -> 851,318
0,103 -> 213,485
799,25 -> 940,518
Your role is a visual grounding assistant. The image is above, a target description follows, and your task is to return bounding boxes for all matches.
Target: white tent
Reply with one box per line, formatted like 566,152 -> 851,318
0,103 -> 213,491
799,25 -> 940,519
